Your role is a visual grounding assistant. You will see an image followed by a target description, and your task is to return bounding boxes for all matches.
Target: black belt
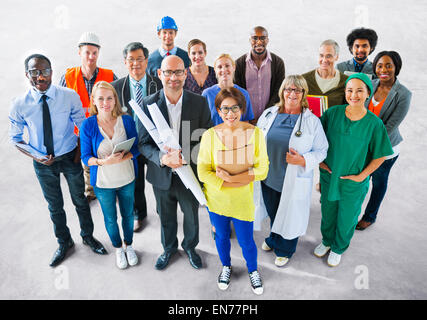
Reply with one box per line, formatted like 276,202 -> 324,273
52,147 -> 77,162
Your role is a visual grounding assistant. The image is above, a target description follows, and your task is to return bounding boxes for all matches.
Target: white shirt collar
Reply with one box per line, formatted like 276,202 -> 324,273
164,91 -> 183,108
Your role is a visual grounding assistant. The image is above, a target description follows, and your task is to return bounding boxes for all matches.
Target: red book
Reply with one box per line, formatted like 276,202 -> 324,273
306,95 -> 328,118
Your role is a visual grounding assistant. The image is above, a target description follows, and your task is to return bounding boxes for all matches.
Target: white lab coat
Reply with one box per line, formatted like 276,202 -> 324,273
254,106 -> 328,239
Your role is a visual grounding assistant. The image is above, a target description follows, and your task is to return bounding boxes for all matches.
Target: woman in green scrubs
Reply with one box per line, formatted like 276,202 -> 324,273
314,73 -> 393,267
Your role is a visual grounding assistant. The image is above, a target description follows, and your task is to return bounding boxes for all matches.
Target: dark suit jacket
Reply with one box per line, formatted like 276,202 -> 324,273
111,73 -> 162,117
234,51 -> 285,110
137,89 -> 213,190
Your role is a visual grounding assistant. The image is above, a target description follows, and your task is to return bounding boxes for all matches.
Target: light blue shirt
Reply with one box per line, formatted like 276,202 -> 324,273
159,46 -> 177,57
129,75 -> 147,129
264,113 -> 299,192
129,75 -> 147,100
9,84 -> 86,157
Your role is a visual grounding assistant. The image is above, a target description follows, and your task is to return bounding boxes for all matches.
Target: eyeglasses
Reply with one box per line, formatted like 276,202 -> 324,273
284,88 -> 304,94
27,68 -> 52,77
161,69 -> 185,76
126,57 -> 145,64
219,105 -> 241,114
251,36 -> 268,42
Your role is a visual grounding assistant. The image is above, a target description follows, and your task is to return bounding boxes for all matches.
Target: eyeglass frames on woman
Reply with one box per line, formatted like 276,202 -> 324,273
219,105 -> 241,114
284,88 -> 304,94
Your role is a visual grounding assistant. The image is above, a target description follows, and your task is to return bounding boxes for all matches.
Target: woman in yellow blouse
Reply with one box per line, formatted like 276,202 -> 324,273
197,87 -> 269,295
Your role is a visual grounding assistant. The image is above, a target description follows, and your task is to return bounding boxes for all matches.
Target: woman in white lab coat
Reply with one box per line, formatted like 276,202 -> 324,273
254,75 -> 328,267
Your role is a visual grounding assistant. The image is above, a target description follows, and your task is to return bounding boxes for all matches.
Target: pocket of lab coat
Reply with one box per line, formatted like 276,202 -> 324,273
294,176 -> 312,200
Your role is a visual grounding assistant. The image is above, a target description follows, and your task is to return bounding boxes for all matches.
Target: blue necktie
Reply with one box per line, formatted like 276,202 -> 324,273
134,82 -> 144,130
42,95 -> 54,156
135,82 -> 144,107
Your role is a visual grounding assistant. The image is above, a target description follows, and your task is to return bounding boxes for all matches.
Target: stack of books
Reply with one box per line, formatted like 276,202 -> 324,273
306,95 -> 328,118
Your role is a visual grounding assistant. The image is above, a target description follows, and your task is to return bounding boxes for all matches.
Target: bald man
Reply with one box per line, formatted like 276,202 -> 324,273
234,26 -> 285,124
137,56 -> 212,270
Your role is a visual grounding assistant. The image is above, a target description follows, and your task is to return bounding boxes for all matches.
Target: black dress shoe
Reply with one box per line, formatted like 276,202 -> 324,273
185,249 -> 202,269
133,219 -> 144,233
155,251 -> 176,270
50,239 -> 74,267
82,235 -> 108,255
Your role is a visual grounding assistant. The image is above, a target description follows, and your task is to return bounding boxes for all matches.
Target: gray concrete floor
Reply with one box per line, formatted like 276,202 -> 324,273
1,0 -> 427,300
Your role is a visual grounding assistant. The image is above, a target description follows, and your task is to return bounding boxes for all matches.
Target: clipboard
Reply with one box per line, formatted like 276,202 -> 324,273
15,142 -> 49,160
112,137 -> 135,154
217,144 -> 254,175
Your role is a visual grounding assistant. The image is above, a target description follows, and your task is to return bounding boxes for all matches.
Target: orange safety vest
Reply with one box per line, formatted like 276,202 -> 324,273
64,67 -> 114,134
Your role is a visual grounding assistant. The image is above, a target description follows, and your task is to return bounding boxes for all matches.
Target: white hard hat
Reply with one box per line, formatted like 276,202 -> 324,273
78,32 -> 100,48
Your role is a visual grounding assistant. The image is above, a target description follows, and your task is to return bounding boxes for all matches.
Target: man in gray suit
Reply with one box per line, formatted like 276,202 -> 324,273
337,27 -> 378,79
137,55 -> 213,270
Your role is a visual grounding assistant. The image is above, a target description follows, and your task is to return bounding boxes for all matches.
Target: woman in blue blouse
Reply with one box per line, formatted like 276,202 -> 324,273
184,39 -> 217,95
202,54 -> 255,125
80,81 -> 140,270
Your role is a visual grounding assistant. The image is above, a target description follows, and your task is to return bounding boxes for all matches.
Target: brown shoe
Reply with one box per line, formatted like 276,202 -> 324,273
356,220 -> 372,230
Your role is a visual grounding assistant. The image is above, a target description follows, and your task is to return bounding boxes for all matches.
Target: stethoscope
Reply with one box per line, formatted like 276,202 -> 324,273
121,75 -> 159,113
264,109 -> 304,137
295,113 -> 303,137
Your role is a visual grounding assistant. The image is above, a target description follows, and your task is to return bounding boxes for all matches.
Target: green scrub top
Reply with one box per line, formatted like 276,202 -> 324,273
320,105 -> 393,201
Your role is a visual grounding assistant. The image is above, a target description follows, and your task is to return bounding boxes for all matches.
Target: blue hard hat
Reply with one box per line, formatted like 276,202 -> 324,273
157,16 -> 178,32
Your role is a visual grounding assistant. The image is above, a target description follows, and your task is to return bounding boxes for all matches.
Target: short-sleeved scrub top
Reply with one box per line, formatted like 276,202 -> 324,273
320,105 -> 393,202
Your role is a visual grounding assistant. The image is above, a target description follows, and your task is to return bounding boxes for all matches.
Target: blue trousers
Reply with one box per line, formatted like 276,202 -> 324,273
208,210 -> 258,273
94,181 -> 135,248
33,148 -> 94,245
261,182 -> 299,258
362,156 -> 398,223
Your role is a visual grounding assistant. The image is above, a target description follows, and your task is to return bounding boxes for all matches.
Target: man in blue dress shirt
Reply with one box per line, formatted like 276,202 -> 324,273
9,54 -> 107,267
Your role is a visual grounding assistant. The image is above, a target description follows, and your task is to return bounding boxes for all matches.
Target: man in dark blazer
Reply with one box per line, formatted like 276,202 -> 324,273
137,55 -> 212,270
112,42 -> 162,232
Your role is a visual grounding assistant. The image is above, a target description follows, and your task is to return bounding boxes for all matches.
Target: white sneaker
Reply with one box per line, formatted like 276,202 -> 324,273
249,270 -> 263,295
218,266 -> 232,290
125,245 -> 138,266
116,247 -> 128,269
261,241 -> 271,251
327,251 -> 341,267
274,256 -> 289,267
314,242 -> 331,258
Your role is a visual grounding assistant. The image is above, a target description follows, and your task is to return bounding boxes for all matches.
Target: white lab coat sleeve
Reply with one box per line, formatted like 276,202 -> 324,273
301,117 -> 328,173
253,180 -> 268,231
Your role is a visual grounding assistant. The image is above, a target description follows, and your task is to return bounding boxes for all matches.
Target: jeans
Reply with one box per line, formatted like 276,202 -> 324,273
208,210 -> 258,273
362,156 -> 398,223
261,182 -> 299,258
94,181 -> 135,248
33,148 -> 94,244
